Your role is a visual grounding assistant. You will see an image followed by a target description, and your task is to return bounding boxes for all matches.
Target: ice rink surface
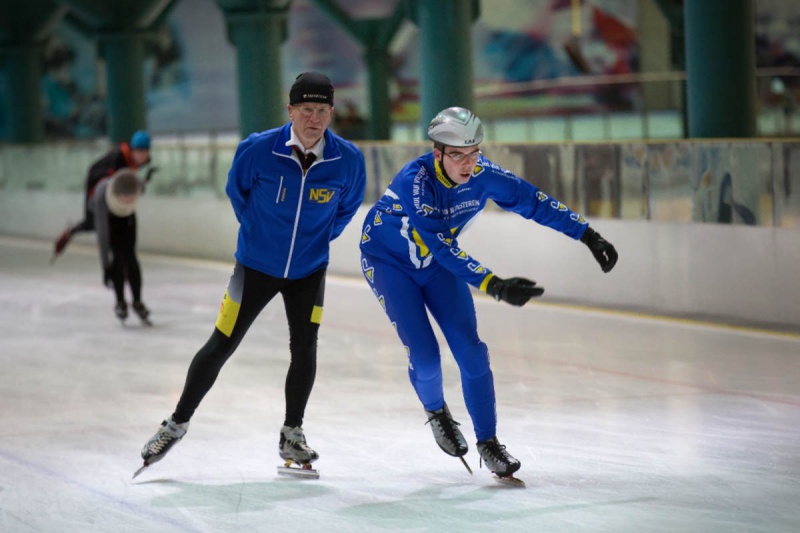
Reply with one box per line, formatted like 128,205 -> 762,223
1,236 -> 799,533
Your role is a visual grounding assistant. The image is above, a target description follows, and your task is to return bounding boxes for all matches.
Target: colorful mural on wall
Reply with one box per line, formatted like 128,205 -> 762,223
0,0 -> 797,139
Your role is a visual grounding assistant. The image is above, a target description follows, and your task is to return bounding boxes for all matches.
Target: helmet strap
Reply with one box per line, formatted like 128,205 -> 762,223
433,156 -> 456,187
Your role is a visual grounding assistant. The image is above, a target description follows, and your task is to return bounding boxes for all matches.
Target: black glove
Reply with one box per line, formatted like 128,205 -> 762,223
103,266 -> 113,288
581,226 -> 618,273
486,275 -> 544,307
144,166 -> 159,183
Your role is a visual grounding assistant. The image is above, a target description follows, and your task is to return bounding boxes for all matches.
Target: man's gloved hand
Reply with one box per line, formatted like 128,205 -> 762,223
581,227 -> 618,273
103,266 -> 113,287
486,275 -> 544,307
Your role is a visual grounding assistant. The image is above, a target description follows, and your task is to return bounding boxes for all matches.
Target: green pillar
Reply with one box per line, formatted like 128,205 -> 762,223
1,45 -> 44,142
98,33 -> 147,143
310,0 -> 406,140
365,46 -> 392,139
405,0 -> 477,135
218,1 -> 289,138
0,0 -> 67,142
684,0 -> 756,138
55,0 -> 178,141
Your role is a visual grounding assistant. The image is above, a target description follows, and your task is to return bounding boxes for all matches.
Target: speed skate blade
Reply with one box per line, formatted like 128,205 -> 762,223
459,456 -> 473,474
493,474 -> 525,488
132,463 -> 149,479
277,461 -> 319,479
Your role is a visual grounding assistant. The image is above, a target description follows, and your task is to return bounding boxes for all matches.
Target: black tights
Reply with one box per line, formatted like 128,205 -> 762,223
172,264 -> 326,429
108,214 -> 141,303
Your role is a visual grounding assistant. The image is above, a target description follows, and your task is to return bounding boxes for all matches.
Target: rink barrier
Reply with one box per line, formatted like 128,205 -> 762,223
1,139 -> 799,329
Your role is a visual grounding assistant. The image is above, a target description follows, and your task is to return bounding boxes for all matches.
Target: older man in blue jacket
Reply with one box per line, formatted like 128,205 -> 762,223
138,72 -> 366,479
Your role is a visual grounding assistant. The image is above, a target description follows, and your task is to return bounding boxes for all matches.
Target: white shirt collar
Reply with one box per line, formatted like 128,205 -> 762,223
286,126 -> 325,159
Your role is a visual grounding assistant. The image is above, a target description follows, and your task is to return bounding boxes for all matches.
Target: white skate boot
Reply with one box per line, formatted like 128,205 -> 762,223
133,416 -> 189,478
277,425 -> 319,479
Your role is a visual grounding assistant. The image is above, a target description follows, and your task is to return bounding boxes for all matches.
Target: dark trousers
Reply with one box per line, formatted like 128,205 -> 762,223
108,213 -> 141,303
71,210 -> 94,234
173,263 -> 326,429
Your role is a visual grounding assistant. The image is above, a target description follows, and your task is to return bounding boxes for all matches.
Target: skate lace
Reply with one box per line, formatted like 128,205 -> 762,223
426,411 -> 462,446
481,440 -> 510,466
150,431 -> 176,454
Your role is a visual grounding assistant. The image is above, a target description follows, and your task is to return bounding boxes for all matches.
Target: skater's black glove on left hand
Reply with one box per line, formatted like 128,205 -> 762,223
103,266 -> 113,288
486,275 -> 544,307
581,227 -> 618,273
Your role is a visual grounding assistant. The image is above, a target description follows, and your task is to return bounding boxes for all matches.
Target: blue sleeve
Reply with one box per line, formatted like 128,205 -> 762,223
330,147 -> 367,241
225,136 -> 257,224
483,163 -> 588,240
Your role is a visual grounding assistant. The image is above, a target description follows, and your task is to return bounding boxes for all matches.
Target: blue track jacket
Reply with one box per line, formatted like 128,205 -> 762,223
227,124 -> 366,279
360,152 -> 588,290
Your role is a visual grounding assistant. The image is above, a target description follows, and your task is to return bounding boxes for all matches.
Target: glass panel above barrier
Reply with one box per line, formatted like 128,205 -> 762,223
574,144 -> 619,219
1,139 -> 798,230
619,143 -> 648,220
647,143 -> 693,222
775,142 -> 800,229
691,143 -> 774,226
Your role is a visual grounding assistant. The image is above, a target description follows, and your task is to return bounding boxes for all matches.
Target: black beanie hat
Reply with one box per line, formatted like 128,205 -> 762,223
289,72 -> 334,106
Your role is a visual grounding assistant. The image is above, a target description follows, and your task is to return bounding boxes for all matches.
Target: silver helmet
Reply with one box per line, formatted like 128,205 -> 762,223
427,107 -> 484,147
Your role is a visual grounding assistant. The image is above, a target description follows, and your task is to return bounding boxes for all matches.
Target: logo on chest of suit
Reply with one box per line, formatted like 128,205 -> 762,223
309,188 -> 336,203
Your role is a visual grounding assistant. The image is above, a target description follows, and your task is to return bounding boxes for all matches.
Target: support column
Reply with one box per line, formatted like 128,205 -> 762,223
55,0 -> 178,142
684,0 -> 756,137
310,0 -> 406,140
98,33 -> 147,143
218,1 -> 289,138
0,0 -> 67,142
365,47 -> 392,139
1,46 -> 44,142
405,0 -> 478,135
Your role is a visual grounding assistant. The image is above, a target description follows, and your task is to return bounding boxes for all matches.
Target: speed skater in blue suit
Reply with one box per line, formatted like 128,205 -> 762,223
359,107 -> 618,481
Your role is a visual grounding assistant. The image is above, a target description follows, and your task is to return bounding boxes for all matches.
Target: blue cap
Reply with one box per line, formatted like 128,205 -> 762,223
130,130 -> 151,150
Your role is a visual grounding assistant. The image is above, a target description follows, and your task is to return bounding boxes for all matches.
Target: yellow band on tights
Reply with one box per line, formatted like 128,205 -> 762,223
215,289 -> 240,337
311,305 -> 323,325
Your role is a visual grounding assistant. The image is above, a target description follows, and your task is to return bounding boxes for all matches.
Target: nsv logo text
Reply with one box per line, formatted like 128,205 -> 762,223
309,188 -> 336,203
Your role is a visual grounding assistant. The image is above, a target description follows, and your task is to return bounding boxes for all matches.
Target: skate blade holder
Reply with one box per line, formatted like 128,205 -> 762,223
493,473 -> 525,488
277,460 -> 319,479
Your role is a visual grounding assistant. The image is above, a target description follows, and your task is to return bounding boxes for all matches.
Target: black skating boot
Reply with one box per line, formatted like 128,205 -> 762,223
477,436 -> 520,477
424,403 -> 468,457
132,301 -> 151,324
115,301 -> 128,320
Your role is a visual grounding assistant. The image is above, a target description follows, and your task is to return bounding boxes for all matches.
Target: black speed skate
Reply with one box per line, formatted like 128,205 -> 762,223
425,403 -> 472,473
477,437 -> 524,487
115,301 -> 128,321
132,301 -> 152,326
277,426 -> 319,479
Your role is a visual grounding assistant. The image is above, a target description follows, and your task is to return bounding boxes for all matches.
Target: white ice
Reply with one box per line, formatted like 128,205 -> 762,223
1,237 -> 799,532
